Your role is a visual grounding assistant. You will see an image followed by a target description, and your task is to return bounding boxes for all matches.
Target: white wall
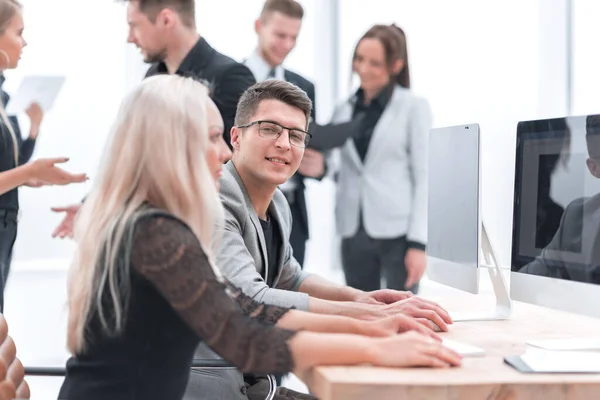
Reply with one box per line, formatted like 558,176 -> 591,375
11,0 -> 129,266
571,0 -> 600,116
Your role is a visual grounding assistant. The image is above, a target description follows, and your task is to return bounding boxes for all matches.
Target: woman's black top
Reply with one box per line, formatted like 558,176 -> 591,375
0,75 -> 37,211
58,210 -> 297,400
0,121 -> 18,211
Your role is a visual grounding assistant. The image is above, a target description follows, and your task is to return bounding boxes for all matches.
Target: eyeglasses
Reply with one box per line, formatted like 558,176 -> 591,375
237,120 -> 312,148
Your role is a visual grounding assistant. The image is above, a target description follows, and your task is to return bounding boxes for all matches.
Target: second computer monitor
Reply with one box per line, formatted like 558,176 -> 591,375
427,123 -> 481,294
511,114 -> 600,318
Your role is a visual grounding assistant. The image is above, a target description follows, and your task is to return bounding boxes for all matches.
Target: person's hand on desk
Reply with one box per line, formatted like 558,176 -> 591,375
297,148 -> 325,178
376,296 -> 453,332
366,314 -> 442,341
369,331 -> 462,368
355,288 -> 413,305
51,203 -> 81,239
356,289 -> 453,332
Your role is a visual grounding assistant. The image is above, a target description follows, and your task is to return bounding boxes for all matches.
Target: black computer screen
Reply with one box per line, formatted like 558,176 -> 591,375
511,114 -> 600,284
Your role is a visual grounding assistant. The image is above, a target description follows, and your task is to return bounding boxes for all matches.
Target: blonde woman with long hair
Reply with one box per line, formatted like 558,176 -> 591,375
0,0 -> 86,312
60,75 -> 460,400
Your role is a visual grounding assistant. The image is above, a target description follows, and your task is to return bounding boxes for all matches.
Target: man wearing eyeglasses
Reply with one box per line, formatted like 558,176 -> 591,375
187,79 -> 453,400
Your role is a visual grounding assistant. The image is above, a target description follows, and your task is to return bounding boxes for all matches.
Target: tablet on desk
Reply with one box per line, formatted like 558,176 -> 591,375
5,75 -> 66,115
505,348 -> 600,373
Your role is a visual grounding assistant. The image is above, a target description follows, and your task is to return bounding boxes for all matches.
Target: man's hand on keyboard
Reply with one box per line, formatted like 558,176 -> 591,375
381,296 -> 454,332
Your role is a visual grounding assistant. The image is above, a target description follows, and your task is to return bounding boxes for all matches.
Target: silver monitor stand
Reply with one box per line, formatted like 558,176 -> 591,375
451,222 -> 513,322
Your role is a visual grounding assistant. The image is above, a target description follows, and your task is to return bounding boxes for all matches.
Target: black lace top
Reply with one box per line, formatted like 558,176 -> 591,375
58,211 -> 297,400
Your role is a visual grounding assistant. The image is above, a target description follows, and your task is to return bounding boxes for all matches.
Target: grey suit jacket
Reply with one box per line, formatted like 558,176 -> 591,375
184,160 -> 312,400
329,85 -> 432,243
216,160 -> 312,308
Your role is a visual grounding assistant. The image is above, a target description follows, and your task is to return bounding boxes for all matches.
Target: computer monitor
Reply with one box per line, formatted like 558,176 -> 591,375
427,123 -> 511,321
427,124 -> 481,293
511,114 -> 600,323
510,114 -> 600,350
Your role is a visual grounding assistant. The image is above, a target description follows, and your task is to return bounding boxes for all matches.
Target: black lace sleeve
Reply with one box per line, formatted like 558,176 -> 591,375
130,214 -> 297,375
224,280 -> 293,324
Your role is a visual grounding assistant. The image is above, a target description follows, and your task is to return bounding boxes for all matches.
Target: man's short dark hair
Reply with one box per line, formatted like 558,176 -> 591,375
121,0 -> 195,28
260,0 -> 304,20
235,80 -> 312,128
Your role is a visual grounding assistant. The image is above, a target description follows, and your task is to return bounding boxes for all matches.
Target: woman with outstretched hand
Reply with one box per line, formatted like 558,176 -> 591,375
0,0 -> 86,312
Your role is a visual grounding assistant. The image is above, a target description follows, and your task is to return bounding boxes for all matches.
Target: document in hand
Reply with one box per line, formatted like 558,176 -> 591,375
306,113 -> 365,151
6,75 -> 66,115
505,348 -> 600,373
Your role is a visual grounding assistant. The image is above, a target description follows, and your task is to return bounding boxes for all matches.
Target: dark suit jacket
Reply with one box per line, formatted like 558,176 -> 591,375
145,37 -> 256,145
283,69 -> 316,241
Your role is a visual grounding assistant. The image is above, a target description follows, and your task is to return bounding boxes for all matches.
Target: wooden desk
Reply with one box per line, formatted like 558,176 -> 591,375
304,286 -> 600,400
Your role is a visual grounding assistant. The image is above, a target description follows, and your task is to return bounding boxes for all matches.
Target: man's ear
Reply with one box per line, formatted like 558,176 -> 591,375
230,126 -> 242,151
156,8 -> 176,28
587,158 -> 600,179
254,18 -> 261,35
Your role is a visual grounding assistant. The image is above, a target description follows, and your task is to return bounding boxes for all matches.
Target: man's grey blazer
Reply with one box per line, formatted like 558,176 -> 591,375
329,84 -> 432,244
216,160 -> 312,307
183,160 -> 312,400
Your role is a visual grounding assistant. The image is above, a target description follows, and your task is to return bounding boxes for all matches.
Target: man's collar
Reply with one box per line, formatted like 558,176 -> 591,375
155,37 -> 213,75
244,49 -> 284,82
227,159 -> 278,212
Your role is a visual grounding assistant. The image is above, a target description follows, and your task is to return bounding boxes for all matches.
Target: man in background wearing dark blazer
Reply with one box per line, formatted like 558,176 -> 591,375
51,0 -> 257,233
244,0 -> 325,268
126,0 -> 256,145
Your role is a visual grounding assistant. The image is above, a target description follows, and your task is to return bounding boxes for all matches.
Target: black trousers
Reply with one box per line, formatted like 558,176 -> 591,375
341,226 -> 418,293
0,210 -> 18,313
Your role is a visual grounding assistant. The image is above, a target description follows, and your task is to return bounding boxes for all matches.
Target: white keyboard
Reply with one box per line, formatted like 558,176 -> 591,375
442,338 -> 486,356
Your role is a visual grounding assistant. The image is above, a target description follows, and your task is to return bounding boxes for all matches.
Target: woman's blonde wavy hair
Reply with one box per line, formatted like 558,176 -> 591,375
67,75 -> 224,354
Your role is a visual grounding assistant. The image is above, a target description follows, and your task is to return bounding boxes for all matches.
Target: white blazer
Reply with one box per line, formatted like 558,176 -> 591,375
329,85 -> 432,244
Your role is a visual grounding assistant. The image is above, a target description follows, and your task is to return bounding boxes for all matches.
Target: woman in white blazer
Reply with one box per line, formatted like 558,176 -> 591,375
330,24 -> 432,293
